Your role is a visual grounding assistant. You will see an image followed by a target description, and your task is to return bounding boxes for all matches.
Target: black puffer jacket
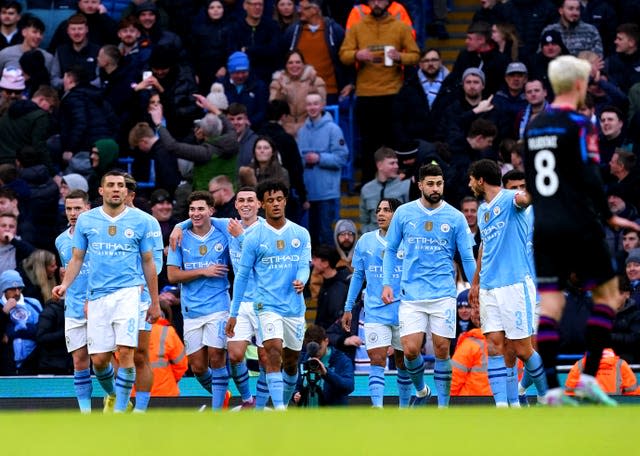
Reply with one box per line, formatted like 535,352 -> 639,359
611,299 -> 640,364
502,0 -> 558,56
59,84 -> 119,153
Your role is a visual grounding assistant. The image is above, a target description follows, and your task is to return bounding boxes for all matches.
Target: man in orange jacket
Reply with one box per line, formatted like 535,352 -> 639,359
450,304 -> 492,396
345,1 -> 414,39
565,348 -> 640,397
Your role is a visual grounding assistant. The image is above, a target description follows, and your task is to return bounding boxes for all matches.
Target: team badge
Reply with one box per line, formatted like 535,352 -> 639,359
214,242 -> 223,252
199,245 -> 208,255
265,323 -> 275,334
256,302 -> 263,311
108,225 -> 117,236
441,223 -> 450,233
276,240 -> 285,250
291,238 -> 300,248
425,221 -> 433,231
124,228 -> 134,238
484,212 -> 490,223
397,249 -> 404,259
367,332 -> 379,343
493,206 -> 501,216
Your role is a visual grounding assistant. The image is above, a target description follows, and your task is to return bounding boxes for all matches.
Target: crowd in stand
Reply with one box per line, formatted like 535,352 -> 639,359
0,0 -> 638,398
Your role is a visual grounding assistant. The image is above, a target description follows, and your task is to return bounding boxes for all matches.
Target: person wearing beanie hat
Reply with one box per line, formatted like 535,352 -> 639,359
333,218 -> 358,269
227,51 -> 250,74
462,67 -> 485,86
0,268 -> 42,374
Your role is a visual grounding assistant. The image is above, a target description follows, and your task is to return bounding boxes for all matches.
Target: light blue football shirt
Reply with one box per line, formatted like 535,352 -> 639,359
231,220 -> 311,318
166,224 -> 231,318
135,209 -> 163,304
55,228 -> 90,319
478,189 -> 531,289
383,200 -> 476,300
73,206 -> 156,300
346,230 -> 401,325
228,217 -> 264,303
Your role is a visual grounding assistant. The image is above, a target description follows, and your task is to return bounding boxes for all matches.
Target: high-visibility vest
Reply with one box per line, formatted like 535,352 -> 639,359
565,348 -> 640,396
451,328 -> 492,396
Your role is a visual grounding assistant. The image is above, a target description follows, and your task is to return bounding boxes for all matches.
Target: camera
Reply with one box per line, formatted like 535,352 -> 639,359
303,341 -> 321,372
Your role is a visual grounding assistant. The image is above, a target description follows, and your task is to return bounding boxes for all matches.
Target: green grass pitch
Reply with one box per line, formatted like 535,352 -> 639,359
0,406 -> 635,455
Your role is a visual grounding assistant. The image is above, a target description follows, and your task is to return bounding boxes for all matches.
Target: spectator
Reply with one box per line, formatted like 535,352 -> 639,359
359,147 -> 410,234
472,0 -> 507,26
0,85 -> 57,174
491,22 -> 521,62
19,248 -> 57,310
136,45 -> 200,140
339,0 -> 420,183
613,267 -> 640,359
606,23 -> 640,93
392,48 -> 450,145
58,65 -> 119,161
605,184 -> 638,258
48,0 -> 119,53
146,297 -> 188,396
493,62 -> 528,140
230,0 -> 281,84
0,213 -> 35,276
227,102 -> 258,168
565,348 -> 639,395
18,49 -> 51,99
117,15 -> 150,75
294,324 -> 355,406
581,51 -> 628,118
313,244 -> 351,330
50,14 -> 100,90
189,0 -> 233,94
238,136 -> 290,188
540,0 -> 603,57
450,289 -> 477,355
501,0 -> 557,58
450,304 -> 491,396
609,149 -> 640,210
133,1 -> 182,53
0,66 -> 25,117
273,0 -> 298,31
269,49 -> 326,137
84,139 -> 119,202
460,196 -> 481,259
598,106 -> 628,169
221,52 -> 269,130
36,287 -> 71,375
0,2 -> 22,51
148,189 -> 177,289
208,175 -> 239,218
446,21 -> 509,97
0,269 -> 42,375
528,30 -> 570,98
516,79 -> 549,139
297,91 -> 348,246
258,100 -> 308,223
15,147 -> 59,250
282,0 -> 353,105
148,105 -> 238,192
0,15 -> 53,74
333,218 -> 357,271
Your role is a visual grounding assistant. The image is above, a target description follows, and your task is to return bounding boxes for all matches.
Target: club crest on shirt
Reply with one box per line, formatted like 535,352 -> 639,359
291,238 -> 300,248
484,212 -> 490,223
124,228 -> 134,238
493,206 -> 500,216
108,225 -> 117,236
214,243 -> 223,252
441,223 -> 450,233
276,239 -> 285,250
255,302 -> 263,311
424,221 -> 433,231
199,245 -> 207,255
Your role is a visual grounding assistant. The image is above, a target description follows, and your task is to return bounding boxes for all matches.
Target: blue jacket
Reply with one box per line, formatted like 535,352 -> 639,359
297,347 -> 355,406
297,112 -> 348,201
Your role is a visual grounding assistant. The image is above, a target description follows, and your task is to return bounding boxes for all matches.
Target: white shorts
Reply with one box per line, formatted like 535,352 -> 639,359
257,311 -> 305,351
364,322 -> 402,351
399,297 -> 456,339
184,311 -> 228,355
138,300 -> 152,332
228,302 -> 263,347
65,317 -> 87,353
480,276 -> 536,340
86,286 -> 140,355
